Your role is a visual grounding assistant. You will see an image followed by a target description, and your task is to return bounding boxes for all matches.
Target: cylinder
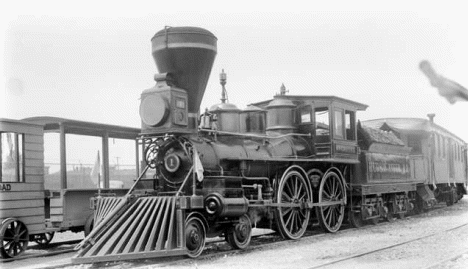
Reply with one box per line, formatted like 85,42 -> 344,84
204,192 -> 249,217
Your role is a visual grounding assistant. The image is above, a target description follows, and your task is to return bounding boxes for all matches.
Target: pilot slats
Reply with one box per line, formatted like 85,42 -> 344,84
93,196 -> 124,226
73,196 -> 185,263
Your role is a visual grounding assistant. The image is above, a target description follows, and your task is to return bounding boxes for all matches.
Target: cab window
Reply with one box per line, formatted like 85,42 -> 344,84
315,107 -> 330,136
345,111 -> 356,140
300,108 -> 312,123
334,109 -> 344,139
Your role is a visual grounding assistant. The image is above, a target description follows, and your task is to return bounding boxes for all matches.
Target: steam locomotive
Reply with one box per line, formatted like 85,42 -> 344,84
73,26 -> 467,263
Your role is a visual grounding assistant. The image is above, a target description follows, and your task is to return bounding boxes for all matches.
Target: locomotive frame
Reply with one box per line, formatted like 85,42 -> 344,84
72,26 -> 467,264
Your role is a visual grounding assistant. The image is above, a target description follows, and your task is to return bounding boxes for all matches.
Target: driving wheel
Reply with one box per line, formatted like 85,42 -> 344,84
316,171 -> 346,233
275,170 -> 311,240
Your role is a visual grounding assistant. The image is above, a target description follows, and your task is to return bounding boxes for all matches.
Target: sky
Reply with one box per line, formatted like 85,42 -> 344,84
1,1 -> 468,142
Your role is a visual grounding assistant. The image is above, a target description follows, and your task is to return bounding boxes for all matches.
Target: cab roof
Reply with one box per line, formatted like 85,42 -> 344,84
251,95 -> 368,111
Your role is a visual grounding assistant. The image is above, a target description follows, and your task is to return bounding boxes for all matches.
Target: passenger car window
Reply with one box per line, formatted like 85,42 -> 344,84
66,134 -> 102,189
109,138 -> 137,188
1,132 -> 24,182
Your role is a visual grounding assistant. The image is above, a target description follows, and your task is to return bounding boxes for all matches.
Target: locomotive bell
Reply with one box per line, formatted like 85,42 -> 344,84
139,26 -> 217,133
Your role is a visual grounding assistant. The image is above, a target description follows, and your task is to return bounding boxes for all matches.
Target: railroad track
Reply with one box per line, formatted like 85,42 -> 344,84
2,202 -> 463,268
425,249 -> 468,269
148,222 -> 468,269
0,240 -> 81,264
306,222 -> 468,269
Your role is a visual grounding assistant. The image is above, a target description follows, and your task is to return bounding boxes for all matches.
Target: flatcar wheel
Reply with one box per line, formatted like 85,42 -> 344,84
84,214 -> 94,237
348,199 -> 364,228
33,232 -> 54,247
185,215 -> 206,258
385,205 -> 395,223
368,217 -> 379,225
275,170 -> 311,240
316,171 -> 346,233
0,219 -> 29,258
226,214 -> 252,250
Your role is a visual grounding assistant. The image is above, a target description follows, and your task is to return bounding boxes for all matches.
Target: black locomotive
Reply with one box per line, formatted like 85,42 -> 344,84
73,26 -> 467,263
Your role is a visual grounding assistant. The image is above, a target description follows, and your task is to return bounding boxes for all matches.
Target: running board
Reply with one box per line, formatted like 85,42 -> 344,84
73,196 -> 185,264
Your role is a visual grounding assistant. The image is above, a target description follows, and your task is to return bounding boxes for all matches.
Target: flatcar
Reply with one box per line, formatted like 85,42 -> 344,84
0,117 -> 140,258
71,26 -> 467,264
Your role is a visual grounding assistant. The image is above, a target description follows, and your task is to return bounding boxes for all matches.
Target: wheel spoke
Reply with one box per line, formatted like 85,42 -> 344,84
285,181 -> 294,198
4,240 -> 13,249
294,177 -> 299,197
284,210 -> 294,227
18,229 -> 27,237
324,206 -> 331,222
282,192 -> 292,202
281,207 -> 293,217
322,188 -> 332,199
296,182 -> 303,199
289,211 -> 297,232
330,207 -> 337,228
332,177 -> 337,196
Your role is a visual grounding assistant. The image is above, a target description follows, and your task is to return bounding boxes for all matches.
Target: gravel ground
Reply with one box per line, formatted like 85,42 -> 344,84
6,197 -> 468,269
143,197 -> 468,269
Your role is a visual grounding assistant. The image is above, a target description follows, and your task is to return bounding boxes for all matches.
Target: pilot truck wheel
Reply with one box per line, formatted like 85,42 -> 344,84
226,214 -> 252,250
185,214 -> 206,258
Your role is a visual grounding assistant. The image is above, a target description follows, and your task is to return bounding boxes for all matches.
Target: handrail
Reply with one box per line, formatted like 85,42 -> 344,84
127,165 -> 151,195
176,166 -> 194,197
198,128 -> 311,139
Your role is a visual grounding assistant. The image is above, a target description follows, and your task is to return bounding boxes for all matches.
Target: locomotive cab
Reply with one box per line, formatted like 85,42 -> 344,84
253,94 -> 367,161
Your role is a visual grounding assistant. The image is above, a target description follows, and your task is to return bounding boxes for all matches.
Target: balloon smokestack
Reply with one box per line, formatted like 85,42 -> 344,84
151,26 -> 218,114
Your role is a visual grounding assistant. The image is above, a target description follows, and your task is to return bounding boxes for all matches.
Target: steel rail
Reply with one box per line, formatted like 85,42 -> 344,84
306,222 -> 468,269
6,199 -> 463,266
423,249 -> 468,269
0,239 -> 81,263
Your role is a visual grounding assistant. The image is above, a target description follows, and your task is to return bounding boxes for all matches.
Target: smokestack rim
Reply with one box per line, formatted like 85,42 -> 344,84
151,26 -> 218,42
